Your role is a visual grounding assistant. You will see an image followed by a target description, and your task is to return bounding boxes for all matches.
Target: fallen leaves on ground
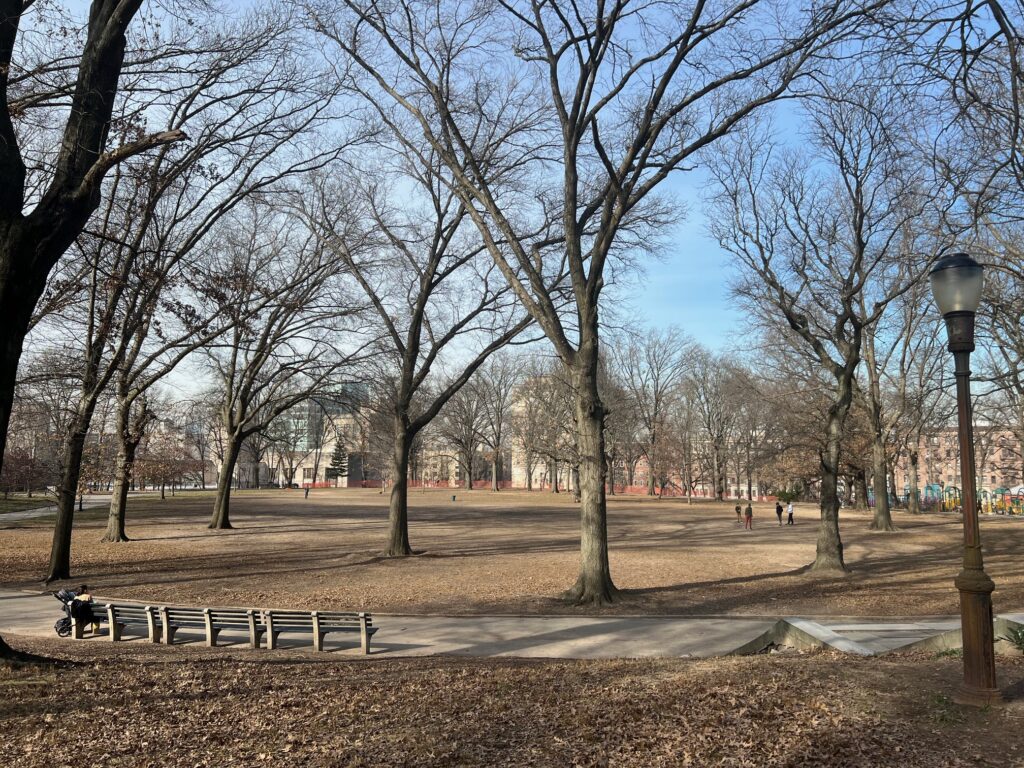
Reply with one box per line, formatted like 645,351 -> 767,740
2,636 -> 1023,767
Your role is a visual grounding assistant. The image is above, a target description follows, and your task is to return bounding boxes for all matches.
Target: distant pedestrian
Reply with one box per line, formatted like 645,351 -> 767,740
786,501 -> 794,525
304,486 -> 310,499
735,503 -> 742,524
775,501 -> 783,526
744,503 -> 753,530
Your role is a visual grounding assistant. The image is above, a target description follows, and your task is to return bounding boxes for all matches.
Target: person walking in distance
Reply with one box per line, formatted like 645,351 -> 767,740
775,501 -> 783,526
744,502 -> 753,530
735,503 -> 742,525
786,501 -> 794,525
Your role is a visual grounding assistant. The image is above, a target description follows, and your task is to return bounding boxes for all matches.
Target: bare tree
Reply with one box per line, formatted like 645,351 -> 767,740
436,383 -> 486,491
309,0 -> 879,603
299,145 -> 531,555
201,204 -> 366,529
476,352 -> 521,492
708,80 -> 936,570
0,4 -> 186,513
610,327 -> 693,496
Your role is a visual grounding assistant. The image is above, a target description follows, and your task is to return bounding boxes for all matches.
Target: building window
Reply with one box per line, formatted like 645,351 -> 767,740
303,468 -> 314,480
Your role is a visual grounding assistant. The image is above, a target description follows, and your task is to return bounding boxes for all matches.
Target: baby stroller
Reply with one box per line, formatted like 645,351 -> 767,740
54,588 -> 98,637
53,588 -> 77,637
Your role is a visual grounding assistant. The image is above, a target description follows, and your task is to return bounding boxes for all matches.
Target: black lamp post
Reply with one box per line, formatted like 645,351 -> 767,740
929,252 -> 1001,706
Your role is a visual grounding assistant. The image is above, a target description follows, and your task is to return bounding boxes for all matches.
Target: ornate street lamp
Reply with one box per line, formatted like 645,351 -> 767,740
929,252 -> 1002,706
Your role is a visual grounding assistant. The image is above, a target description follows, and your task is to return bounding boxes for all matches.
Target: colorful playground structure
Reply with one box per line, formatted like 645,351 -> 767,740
866,483 -> 1024,515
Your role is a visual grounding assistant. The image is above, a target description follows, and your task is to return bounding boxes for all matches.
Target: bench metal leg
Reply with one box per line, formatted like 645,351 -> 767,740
72,619 -> 85,640
361,628 -> 370,655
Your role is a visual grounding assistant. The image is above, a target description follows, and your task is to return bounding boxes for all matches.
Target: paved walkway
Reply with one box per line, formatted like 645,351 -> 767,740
4,589 -> 1021,658
0,495 -> 112,522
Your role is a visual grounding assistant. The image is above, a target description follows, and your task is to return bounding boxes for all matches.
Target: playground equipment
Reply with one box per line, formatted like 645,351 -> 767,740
923,483 -> 943,510
943,485 -> 961,512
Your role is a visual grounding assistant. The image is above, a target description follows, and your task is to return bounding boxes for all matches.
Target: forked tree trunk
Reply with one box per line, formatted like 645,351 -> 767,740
563,351 -> 617,606
102,439 -> 137,542
209,438 -> 241,529
810,387 -> 851,573
908,449 -> 922,514
46,419 -> 90,582
385,422 -> 413,556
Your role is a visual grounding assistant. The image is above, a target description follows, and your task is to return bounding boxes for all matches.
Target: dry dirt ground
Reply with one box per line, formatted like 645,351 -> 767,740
2,489 -> 1023,616
2,635 -> 1023,767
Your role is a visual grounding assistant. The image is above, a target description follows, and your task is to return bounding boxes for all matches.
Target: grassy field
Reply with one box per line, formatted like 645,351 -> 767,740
2,488 -> 1023,617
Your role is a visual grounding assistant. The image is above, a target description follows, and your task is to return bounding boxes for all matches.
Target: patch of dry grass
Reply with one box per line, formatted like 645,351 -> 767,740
2,489 -> 1023,616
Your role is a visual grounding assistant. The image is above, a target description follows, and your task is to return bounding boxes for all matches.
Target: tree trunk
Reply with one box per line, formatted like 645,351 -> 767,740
712,448 -> 723,501
562,351 -> 617,606
647,436 -> 656,496
102,439 -> 137,542
853,469 -> 869,510
809,392 -> 851,573
209,438 -> 241,529
869,436 -> 895,530
464,453 -> 473,490
491,451 -> 499,492
385,421 -> 413,557
908,449 -> 922,514
45,418 -> 90,582
551,459 -> 559,493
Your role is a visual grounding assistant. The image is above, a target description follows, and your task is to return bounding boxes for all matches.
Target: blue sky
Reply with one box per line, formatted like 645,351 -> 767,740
616,169 -> 740,351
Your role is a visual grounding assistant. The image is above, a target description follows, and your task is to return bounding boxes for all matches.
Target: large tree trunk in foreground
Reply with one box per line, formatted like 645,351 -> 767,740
908,449 -> 922,514
385,421 -> 413,557
563,352 -> 617,606
209,438 -> 241,529
46,420 -> 90,582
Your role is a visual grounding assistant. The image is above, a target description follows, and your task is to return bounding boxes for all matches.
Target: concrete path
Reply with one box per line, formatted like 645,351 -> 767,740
0,495 -> 112,522
2,589 -> 1019,658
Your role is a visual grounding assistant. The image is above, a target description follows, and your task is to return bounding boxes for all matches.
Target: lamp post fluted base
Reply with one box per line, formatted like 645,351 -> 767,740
954,568 -> 1002,707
